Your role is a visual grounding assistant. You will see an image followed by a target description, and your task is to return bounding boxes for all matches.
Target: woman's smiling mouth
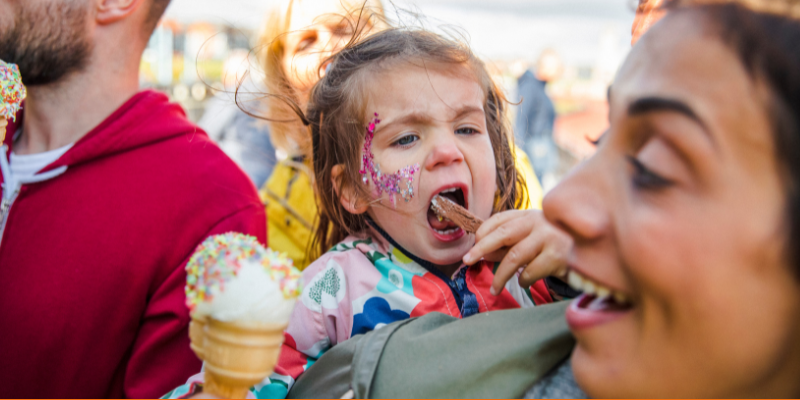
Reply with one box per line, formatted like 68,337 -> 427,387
565,269 -> 633,330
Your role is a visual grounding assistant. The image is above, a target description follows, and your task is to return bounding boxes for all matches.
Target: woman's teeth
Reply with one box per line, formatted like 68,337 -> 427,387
439,188 -> 457,194
434,228 -> 459,235
567,270 -> 630,305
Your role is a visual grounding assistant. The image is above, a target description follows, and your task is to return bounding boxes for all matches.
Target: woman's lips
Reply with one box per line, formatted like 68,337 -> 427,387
566,293 -> 632,331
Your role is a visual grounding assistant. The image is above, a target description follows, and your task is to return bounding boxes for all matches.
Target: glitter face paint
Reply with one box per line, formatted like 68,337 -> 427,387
359,113 -> 420,206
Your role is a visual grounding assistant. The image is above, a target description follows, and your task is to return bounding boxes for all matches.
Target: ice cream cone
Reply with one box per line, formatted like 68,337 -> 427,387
0,117 -> 7,143
202,318 -> 287,399
189,314 -> 207,361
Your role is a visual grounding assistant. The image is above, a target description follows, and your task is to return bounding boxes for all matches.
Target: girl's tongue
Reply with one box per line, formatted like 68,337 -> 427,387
427,207 -> 458,231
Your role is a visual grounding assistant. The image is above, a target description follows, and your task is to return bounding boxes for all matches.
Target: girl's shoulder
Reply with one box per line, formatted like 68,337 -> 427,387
297,235 -> 388,314
302,235 -> 385,278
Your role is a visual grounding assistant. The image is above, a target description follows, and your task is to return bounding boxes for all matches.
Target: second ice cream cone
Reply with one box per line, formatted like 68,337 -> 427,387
0,117 -> 7,143
203,318 -> 287,399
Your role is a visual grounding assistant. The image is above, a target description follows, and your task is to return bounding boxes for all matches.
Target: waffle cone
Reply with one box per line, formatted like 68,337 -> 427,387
202,318 -> 287,399
189,314 -> 207,361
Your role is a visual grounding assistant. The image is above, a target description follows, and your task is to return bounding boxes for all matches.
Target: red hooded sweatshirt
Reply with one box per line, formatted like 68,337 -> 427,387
0,90 -> 266,398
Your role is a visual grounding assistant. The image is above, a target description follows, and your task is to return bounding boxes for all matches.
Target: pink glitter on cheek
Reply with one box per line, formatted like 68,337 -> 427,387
359,113 -> 420,207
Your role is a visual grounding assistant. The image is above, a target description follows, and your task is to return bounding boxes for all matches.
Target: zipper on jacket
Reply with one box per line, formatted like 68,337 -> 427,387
0,186 -> 19,248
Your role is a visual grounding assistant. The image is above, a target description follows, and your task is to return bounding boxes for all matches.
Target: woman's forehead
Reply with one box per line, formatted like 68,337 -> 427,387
612,11 -> 776,168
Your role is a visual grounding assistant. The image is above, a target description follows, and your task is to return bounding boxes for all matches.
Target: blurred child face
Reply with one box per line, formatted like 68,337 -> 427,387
544,13 -> 800,397
281,0 -> 367,93
361,63 -> 497,267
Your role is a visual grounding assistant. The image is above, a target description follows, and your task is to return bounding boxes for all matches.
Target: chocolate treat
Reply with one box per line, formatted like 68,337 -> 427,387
431,195 -> 483,234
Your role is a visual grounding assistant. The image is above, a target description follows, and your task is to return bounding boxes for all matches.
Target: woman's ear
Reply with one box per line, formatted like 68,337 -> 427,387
332,164 -> 369,215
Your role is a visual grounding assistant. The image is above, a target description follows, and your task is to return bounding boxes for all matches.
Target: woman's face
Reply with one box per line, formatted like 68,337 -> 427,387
544,12 -> 800,397
280,0 -> 368,93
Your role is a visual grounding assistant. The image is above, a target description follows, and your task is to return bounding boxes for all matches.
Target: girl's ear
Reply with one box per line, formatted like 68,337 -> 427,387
332,164 -> 369,215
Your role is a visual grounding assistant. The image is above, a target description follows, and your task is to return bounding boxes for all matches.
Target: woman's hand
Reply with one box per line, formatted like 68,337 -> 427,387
463,209 -> 572,296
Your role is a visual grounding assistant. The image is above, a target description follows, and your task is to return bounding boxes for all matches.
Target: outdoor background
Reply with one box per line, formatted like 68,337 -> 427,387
143,0 -> 637,187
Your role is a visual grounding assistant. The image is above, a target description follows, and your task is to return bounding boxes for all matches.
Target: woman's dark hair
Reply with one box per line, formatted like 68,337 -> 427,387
305,28 -> 524,257
669,0 -> 800,274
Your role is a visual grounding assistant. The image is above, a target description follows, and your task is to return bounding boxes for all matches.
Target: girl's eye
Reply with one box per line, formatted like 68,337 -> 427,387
394,135 -> 419,147
627,156 -> 672,189
455,127 -> 479,135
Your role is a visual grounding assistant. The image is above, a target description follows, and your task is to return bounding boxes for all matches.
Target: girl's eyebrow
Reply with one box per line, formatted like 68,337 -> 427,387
380,106 -> 484,131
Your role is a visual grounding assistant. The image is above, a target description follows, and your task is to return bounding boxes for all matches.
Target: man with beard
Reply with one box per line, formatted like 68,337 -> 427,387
0,0 -> 266,398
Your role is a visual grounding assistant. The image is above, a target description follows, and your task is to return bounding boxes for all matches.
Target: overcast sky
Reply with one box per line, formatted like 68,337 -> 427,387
164,0 -> 635,65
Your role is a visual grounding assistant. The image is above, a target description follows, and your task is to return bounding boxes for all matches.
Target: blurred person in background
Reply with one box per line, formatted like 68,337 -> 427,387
198,49 -> 276,188
254,0 -> 386,270
515,49 -> 561,191
0,0 -> 265,397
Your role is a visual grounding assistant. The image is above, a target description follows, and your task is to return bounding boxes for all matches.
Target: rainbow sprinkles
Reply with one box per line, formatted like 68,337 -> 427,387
359,113 -> 420,206
0,60 -> 26,122
185,232 -> 302,312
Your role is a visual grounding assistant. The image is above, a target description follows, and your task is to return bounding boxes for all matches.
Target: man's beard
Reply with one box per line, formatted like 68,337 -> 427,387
0,2 -> 93,86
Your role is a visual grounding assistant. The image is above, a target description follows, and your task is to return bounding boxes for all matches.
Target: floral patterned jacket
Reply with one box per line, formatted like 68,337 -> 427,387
164,225 -> 552,399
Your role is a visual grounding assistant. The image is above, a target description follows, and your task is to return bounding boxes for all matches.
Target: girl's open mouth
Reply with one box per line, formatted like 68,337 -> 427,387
565,270 -> 633,330
427,187 -> 466,241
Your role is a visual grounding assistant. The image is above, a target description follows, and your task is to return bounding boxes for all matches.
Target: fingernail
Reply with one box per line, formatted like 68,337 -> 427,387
490,287 -> 497,296
463,254 -> 473,264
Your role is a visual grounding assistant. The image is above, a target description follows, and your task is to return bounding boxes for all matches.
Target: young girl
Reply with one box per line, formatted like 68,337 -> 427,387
268,27 -> 558,397
167,28 -> 560,399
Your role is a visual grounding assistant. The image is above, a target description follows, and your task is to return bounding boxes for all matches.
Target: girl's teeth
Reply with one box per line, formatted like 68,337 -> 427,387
434,228 -> 458,235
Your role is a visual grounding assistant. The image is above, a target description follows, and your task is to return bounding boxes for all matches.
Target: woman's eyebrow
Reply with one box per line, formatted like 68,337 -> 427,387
628,97 -> 707,130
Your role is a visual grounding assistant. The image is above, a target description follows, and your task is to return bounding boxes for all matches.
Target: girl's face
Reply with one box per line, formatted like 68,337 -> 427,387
361,63 -> 497,267
281,0 -> 367,93
544,13 -> 800,397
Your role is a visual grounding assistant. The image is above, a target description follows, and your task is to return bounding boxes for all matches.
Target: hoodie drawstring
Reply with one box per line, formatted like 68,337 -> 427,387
0,145 -> 68,248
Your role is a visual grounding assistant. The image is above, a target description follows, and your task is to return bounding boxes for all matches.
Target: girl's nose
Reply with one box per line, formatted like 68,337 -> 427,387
543,156 -> 611,245
424,135 -> 464,170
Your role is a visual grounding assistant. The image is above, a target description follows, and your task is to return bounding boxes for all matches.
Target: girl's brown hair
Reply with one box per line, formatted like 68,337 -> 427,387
302,28 -> 524,257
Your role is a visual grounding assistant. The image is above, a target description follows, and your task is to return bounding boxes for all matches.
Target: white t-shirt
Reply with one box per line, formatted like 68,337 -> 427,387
10,144 -> 73,180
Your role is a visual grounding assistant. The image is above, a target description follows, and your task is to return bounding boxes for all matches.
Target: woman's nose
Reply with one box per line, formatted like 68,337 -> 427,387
424,134 -> 464,170
543,157 -> 610,244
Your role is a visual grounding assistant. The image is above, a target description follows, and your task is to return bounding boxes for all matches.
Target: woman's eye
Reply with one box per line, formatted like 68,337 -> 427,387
627,156 -> 672,189
394,135 -> 419,147
297,36 -> 316,52
455,127 -> 479,135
